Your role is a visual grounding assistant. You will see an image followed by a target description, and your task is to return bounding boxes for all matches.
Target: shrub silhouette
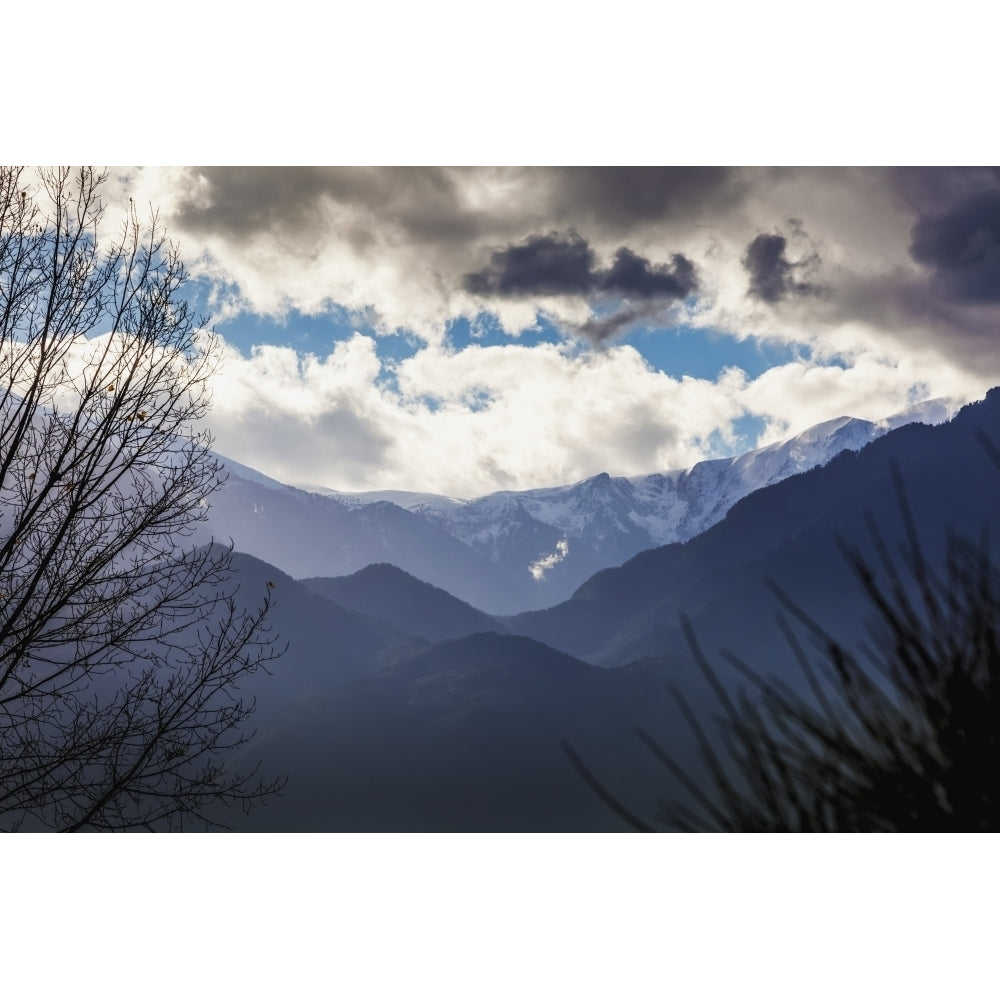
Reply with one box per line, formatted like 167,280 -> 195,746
565,464 -> 1000,831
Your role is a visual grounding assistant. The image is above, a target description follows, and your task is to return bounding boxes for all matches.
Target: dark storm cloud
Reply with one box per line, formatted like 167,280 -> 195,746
155,165 -> 1000,375
158,167 -> 725,342
909,189 -> 1000,304
601,247 -> 698,298
176,167 -> 370,235
822,168 -> 1000,373
464,231 -> 698,302
173,167 -> 742,260
173,166 -> 488,246
464,231 -> 597,296
742,231 -> 822,303
743,233 -> 792,302
545,166 -> 739,227
891,166 -> 1000,216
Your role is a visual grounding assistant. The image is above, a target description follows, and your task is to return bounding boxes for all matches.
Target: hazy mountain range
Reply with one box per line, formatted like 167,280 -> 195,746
204,396 -> 954,614
190,391 -> 1000,831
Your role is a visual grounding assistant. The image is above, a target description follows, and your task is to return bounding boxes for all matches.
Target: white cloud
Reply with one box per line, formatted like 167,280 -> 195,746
103,167 -> 1000,379
741,346 -> 984,445
86,168 -> 1000,496
529,539 -> 569,581
202,333 -> 988,497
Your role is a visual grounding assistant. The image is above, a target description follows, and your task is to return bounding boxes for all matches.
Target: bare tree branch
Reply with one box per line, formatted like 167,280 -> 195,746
0,167 -> 284,831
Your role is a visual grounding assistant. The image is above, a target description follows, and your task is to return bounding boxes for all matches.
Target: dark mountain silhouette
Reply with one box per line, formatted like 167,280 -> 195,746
224,632 -> 705,831
300,563 -> 506,642
506,390 -> 1000,679
208,392 -> 1000,830
224,550 -> 420,718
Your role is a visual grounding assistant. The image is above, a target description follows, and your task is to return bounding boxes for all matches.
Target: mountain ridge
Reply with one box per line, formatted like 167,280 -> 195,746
300,563 -> 507,642
206,391 -> 998,831
504,390 -> 1000,669
205,396 -> 957,614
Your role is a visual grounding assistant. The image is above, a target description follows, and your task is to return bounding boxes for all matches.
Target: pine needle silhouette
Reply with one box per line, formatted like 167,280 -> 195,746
564,461 -> 1000,831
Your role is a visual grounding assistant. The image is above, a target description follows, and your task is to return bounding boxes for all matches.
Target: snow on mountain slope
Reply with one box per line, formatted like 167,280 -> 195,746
207,397 -> 957,614
314,399 -> 954,557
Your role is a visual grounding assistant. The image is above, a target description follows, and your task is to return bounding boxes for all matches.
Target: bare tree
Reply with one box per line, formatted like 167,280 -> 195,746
0,166 -> 282,831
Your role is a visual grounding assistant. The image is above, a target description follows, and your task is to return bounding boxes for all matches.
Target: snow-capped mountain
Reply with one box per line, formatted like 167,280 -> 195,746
201,397 -> 955,614
506,390 -> 1000,671
278,397 -> 955,611
207,391 -> 994,831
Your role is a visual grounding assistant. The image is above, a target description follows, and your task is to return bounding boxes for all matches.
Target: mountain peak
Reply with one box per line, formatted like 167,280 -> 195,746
205,395 -> 971,614
300,563 -> 504,642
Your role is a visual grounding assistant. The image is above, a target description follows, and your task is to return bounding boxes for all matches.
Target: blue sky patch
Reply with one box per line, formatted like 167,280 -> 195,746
445,313 -> 566,352
621,324 -> 809,381
205,274 -> 816,394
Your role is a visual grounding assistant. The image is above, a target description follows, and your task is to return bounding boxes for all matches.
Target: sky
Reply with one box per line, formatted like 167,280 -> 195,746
88,166 -> 999,498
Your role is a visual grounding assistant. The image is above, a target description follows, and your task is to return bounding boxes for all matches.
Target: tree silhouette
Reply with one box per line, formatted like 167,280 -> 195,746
565,465 -> 1000,831
0,167 -> 282,830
